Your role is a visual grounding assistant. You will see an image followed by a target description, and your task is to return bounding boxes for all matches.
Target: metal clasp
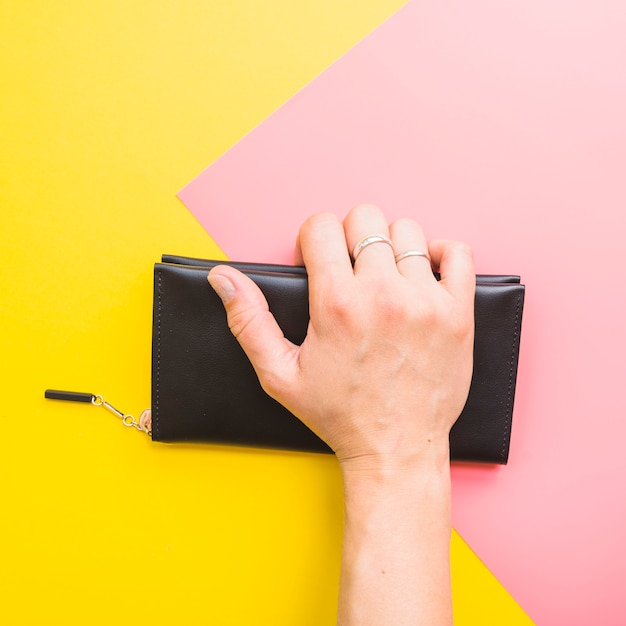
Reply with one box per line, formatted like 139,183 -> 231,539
92,394 -> 152,435
45,389 -> 151,437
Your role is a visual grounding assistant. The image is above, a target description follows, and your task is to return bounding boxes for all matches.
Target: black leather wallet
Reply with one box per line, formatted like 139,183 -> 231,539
152,256 -> 524,464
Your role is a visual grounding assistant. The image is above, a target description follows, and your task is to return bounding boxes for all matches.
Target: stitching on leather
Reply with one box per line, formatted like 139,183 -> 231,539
501,291 -> 521,463
155,270 -> 161,438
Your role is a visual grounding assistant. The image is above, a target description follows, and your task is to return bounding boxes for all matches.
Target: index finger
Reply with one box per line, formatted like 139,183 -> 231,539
428,239 -> 475,306
296,212 -> 354,300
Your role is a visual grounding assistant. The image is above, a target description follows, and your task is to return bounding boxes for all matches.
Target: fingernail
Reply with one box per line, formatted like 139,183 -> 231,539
207,273 -> 235,303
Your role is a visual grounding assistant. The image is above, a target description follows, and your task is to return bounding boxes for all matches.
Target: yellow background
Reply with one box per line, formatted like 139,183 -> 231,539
0,2 -> 532,623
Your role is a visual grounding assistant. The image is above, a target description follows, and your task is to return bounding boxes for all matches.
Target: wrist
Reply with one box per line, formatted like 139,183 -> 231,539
338,435 -> 452,484
339,443 -> 452,509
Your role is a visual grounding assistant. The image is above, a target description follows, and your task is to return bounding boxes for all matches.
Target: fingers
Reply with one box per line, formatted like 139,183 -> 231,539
389,218 -> 434,282
297,212 -> 352,275
428,240 -> 475,305
343,204 -> 396,276
207,265 -> 298,394
296,208 -> 473,307
293,230 -> 304,267
297,212 -> 353,302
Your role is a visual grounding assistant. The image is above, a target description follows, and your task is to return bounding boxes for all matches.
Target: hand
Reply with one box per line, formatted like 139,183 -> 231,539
207,204 -> 475,474
208,204 -> 475,625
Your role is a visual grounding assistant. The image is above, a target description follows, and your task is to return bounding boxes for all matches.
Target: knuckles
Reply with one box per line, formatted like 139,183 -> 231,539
452,241 -> 474,264
299,211 -> 340,237
447,308 -> 475,342
391,217 -> 426,238
325,291 -> 353,320
319,275 -> 474,345
350,203 -> 383,219
456,241 -> 473,256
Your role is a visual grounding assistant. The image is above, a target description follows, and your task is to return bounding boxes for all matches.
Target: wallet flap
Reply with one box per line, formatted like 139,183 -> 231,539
161,255 -> 521,285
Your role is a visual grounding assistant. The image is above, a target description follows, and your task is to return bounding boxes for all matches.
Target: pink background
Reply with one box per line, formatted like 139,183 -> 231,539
180,1 -> 626,623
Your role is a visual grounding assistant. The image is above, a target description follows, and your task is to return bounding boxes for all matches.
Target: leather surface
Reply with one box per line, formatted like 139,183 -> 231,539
152,259 -> 524,463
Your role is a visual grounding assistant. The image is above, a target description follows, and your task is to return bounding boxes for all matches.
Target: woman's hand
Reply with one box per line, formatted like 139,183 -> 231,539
207,204 -> 475,474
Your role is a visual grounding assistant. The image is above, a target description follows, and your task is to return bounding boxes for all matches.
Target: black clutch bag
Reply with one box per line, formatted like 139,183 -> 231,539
151,255 -> 525,464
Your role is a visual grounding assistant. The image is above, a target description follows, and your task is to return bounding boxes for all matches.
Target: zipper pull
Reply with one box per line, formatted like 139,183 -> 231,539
45,389 -> 152,436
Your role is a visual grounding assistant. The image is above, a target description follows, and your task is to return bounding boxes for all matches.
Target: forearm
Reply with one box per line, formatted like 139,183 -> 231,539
337,450 -> 453,626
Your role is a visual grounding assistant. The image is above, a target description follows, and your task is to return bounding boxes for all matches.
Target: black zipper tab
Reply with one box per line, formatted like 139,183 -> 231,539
45,389 -> 94,403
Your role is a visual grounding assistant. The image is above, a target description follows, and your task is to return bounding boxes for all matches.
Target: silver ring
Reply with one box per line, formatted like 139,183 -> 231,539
394,249 -> 431,264
352,234 -> 394,262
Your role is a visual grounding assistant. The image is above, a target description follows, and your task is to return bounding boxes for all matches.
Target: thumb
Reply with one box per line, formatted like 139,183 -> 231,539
207,265 -> 298,395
